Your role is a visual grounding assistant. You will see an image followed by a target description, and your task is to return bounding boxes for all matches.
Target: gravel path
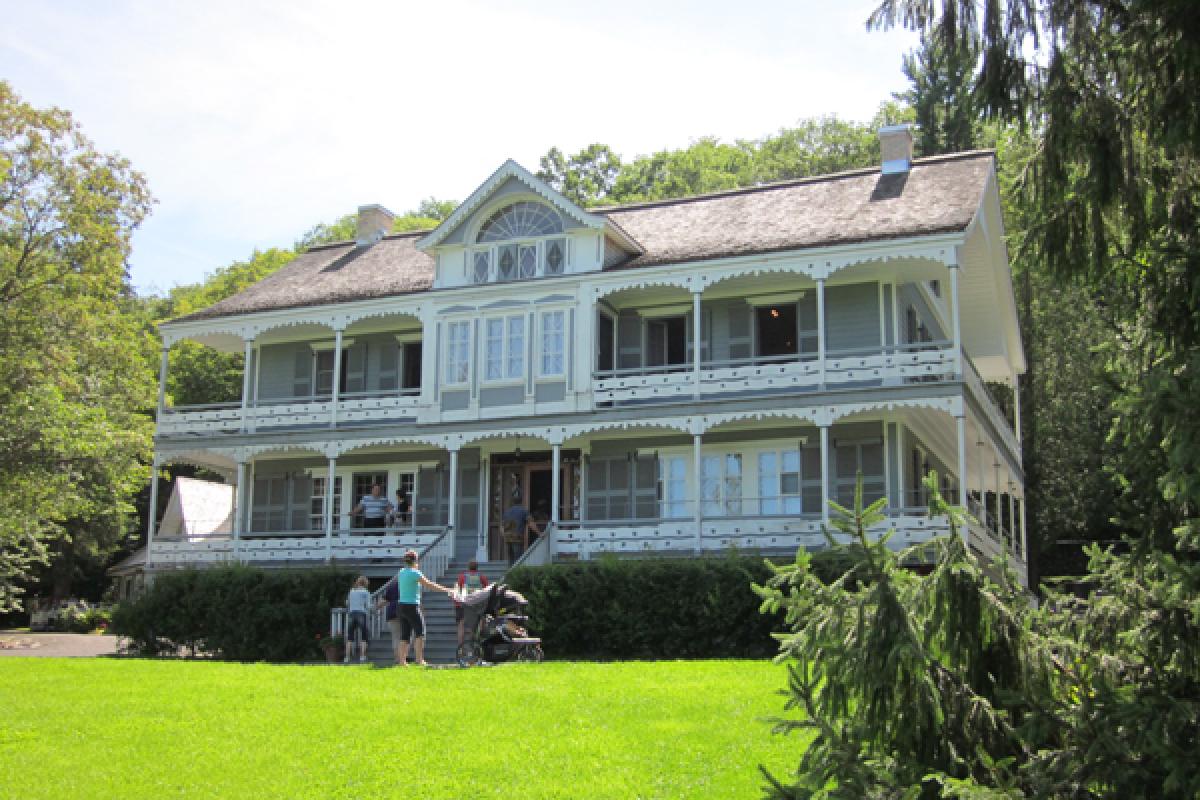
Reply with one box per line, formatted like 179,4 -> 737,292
0,630 -> 122,658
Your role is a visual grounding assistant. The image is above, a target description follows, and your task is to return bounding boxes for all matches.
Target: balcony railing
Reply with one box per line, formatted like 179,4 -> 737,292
553,509 -> 957,559
593,342 -> 958,404
148,525 -> 445,565
960,351 -> 1021,456
157,387 -> 422,436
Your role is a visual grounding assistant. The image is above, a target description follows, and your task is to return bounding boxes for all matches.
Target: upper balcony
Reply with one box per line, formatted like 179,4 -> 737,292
156,310 -> 424,437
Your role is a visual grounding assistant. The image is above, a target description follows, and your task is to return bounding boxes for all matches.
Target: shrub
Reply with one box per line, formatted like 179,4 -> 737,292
61,607 -> 111,633
111,566 -> 353,661
504,553 -> 843,660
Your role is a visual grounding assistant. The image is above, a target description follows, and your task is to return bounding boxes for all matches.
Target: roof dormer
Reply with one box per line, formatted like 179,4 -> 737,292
417,160 -> 642,288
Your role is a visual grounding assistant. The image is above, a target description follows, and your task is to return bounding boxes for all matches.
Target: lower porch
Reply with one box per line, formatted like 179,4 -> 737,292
149,404 -> 1027,584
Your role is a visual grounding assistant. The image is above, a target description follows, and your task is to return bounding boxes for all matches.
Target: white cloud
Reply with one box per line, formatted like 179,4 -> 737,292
1,0 -> 919,293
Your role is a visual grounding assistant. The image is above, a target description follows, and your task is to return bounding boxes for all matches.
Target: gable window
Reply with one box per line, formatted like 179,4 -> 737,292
485,315 -> 524,381
540,311 -> 565,377
478,202 -> 563,242
445,321 -> 471,385
469,201 -> 568,283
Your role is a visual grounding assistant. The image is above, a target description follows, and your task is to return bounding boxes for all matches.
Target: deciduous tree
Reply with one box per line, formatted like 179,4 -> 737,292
0,81 -> 155,610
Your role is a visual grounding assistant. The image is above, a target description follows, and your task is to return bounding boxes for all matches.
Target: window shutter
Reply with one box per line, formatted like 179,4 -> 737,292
289,474 -> 313,531
292,349 -> 312,397
344,343 -> 367,393
617,312 -> 641,370
728,303 -> 751,360
378,340 -> 399,391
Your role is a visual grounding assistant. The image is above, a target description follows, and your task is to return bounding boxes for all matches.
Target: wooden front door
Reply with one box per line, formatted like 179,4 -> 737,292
487,457 -> 579,560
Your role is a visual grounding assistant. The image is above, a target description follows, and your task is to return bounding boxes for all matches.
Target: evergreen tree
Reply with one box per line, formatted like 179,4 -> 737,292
756,475 -> 1052,798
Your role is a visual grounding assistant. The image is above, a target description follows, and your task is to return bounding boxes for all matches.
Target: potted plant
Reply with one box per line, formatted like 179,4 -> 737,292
316,633 -> 344,663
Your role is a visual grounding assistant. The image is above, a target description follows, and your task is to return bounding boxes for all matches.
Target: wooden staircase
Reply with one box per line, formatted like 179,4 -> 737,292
356,556 -> 508,667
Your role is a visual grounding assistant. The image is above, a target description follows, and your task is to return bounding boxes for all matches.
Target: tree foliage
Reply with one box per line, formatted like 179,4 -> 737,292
756,475 -> 1049,798
0,81 -> 155,611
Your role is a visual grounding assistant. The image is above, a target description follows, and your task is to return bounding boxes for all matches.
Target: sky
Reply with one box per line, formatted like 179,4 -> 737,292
2,1 -> 920,296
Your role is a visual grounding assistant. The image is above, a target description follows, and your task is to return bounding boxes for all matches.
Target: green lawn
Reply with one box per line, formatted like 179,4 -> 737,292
0,659 -> 807,799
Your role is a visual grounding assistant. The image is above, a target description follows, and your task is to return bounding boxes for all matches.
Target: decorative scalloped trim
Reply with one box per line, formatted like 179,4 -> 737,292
337,435 -> 446,454
829,396 -> 959,421
700,408 -> 823,431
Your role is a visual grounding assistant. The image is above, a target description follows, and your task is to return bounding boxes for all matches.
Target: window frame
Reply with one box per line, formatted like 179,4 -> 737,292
444,319 -> 472,387
539,309 -> 567,379
482,313 -> 526,384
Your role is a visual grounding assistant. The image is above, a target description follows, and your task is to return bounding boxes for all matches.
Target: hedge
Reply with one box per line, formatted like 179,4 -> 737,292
111,566 -> 353,662
504,554 -> 790,660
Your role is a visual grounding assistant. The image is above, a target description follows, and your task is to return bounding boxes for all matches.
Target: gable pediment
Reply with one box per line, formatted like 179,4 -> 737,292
416,160 -> 638,253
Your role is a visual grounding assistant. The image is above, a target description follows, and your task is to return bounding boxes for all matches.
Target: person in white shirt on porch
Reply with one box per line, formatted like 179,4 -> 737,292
352,484 -> 392,529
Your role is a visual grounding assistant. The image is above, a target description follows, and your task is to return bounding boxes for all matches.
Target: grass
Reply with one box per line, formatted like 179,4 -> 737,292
0,658 -> 809,799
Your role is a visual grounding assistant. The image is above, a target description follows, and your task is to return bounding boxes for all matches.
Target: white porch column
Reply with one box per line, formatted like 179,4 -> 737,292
976,439 -> 987,526
693,433 -> 703,553
819,423 -> 831,524
156,345 -> 169,421
692,289 -> 703,400
477,458 -> 489,563
234,459 -> 246,563
1013,373 -> 1023,447
324,456 -> 336,561
447,448 -> 459,531
329,328 -> 344,429
816,278 -> 827,388
331,326 -> 345,429
1008,480 -> 1017,554
949,263 -> 962,375
956,416 -> 968,512
992,456 -> 1002,538
551,443 -> 561,528
240,338 -> 254,433
146,456 -> 162,558
1019,494 -> 1029,564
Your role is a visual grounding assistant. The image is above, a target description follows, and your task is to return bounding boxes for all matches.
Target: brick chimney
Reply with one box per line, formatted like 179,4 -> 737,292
356,204 -> 395,247
878,124 -> 914,175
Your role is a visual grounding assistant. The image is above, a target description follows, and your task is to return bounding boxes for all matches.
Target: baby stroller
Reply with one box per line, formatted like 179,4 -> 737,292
456,583 -> 544,666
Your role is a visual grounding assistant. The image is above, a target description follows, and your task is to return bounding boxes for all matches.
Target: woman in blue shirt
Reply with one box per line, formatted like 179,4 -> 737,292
389,549 -> 453,667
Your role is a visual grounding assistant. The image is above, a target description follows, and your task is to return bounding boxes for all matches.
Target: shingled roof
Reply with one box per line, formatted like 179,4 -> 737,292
174,150 -> 993,323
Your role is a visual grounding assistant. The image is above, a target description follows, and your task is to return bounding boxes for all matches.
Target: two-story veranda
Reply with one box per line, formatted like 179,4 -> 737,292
148,127 -> 1028,585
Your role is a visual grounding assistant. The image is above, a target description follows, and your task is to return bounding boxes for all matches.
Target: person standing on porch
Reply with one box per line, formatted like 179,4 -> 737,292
393,549 -> 454,667
389,488 -> 411,527
502,503 -> 540,564
353,483 -> 392,529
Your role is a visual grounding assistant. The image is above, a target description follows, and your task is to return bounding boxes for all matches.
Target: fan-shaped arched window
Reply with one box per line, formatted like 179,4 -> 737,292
476,202 -> 563,243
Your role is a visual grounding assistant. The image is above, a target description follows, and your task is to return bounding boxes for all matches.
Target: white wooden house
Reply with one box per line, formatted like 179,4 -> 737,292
146,126 -> 1028,585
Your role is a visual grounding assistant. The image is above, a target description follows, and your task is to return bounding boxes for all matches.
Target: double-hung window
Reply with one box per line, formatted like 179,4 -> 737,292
758,450 -> 803,515
485,315 -> 524,381
701,453 -> 743,516
662,455 -> 689,519
540,310 -> 565,377
445,321 -> 471,385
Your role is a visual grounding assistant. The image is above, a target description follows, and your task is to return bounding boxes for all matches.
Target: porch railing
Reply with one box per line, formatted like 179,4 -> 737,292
157,388 -> 423,435
149,526 -> 447,566
961,349 -> 1021,456
593,342 -> 958,404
